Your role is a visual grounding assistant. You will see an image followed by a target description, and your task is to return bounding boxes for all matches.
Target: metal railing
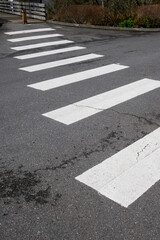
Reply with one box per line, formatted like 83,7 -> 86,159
0,1 -> 46,21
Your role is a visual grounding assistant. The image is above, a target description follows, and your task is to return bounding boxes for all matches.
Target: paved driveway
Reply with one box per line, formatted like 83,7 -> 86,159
0,14 -> 160,240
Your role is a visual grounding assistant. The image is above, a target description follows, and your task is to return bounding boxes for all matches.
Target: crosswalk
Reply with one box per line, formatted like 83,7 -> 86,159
42,79 -> 160,125
5,26 -> 160,208
8,34 -> 63,42
14,46 -> 86,60
4,27 -> 55,35
19,54 -> 104,72
27,64 -> 128,90
76,128 -> 160,207
11,40 -> 74,51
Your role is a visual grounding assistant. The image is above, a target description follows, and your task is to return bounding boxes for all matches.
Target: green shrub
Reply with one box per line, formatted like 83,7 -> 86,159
48,0 -> 160,28
118,18 -> 134,28
118,16 -> 160,28
134,16 -> 160,27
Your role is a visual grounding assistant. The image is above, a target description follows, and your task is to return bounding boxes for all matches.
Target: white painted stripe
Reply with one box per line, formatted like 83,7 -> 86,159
76,128 -> 160,207
5,28 -> 55,35
7,34 -> 63,42
28,64 -> 129,91
19,54 -> 103,72
11,40 -> 74,51
14,46 -> 86,60
42,78 -> 160,125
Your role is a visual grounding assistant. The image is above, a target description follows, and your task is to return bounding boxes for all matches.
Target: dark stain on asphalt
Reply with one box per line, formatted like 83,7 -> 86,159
34,128 -> 130,173
155,113 -> 160,120
34,110 -> 155,174
0,169 -> 52,205
51,193 -> 62,206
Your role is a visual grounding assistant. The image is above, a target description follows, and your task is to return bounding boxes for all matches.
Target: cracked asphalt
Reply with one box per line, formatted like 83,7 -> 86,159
0,13 -> 160,240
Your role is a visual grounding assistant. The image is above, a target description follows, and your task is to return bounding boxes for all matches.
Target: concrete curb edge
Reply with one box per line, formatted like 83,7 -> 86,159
47,20 -> 160,32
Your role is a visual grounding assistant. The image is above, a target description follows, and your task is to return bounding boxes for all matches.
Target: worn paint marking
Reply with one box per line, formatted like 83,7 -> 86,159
76,127 -> 160,208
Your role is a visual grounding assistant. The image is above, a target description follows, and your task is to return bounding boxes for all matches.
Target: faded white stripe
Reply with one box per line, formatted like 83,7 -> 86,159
5,28 -> 55,35
14,46 -> 86,60
19,54 -> 104,72
7,34 -> 63,42
43,78 -> 160,125
28,64 -> 129,91
76,128 -> 160,207
11,40 -> 74,51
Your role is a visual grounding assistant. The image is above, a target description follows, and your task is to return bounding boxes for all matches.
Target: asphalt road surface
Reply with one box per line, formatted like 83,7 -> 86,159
0,14 -> 160,240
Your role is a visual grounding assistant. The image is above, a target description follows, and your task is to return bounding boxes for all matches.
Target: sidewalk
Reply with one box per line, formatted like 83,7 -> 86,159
0,12 -> 43,24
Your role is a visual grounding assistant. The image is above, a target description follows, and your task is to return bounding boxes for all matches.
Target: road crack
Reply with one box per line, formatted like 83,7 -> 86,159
73,104 -> 104,111
110,109 -> 160,127
136,144 -> 149,161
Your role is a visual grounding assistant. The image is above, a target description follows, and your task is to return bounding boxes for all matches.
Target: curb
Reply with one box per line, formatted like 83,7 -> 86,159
47,20 -> 160,32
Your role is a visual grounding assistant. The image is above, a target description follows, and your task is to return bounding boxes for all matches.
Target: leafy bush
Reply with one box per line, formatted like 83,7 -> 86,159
136,4 -> 160,19
47,0 -> 160,28
104,2 -> 160,27
118,16 -> 160,28
54,5 -> 107,25
52,0 -> 101,12
106,0 -> 154,19
118,18 -> 134,28
107,0 -> 136,18
135,16 -> 160,27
